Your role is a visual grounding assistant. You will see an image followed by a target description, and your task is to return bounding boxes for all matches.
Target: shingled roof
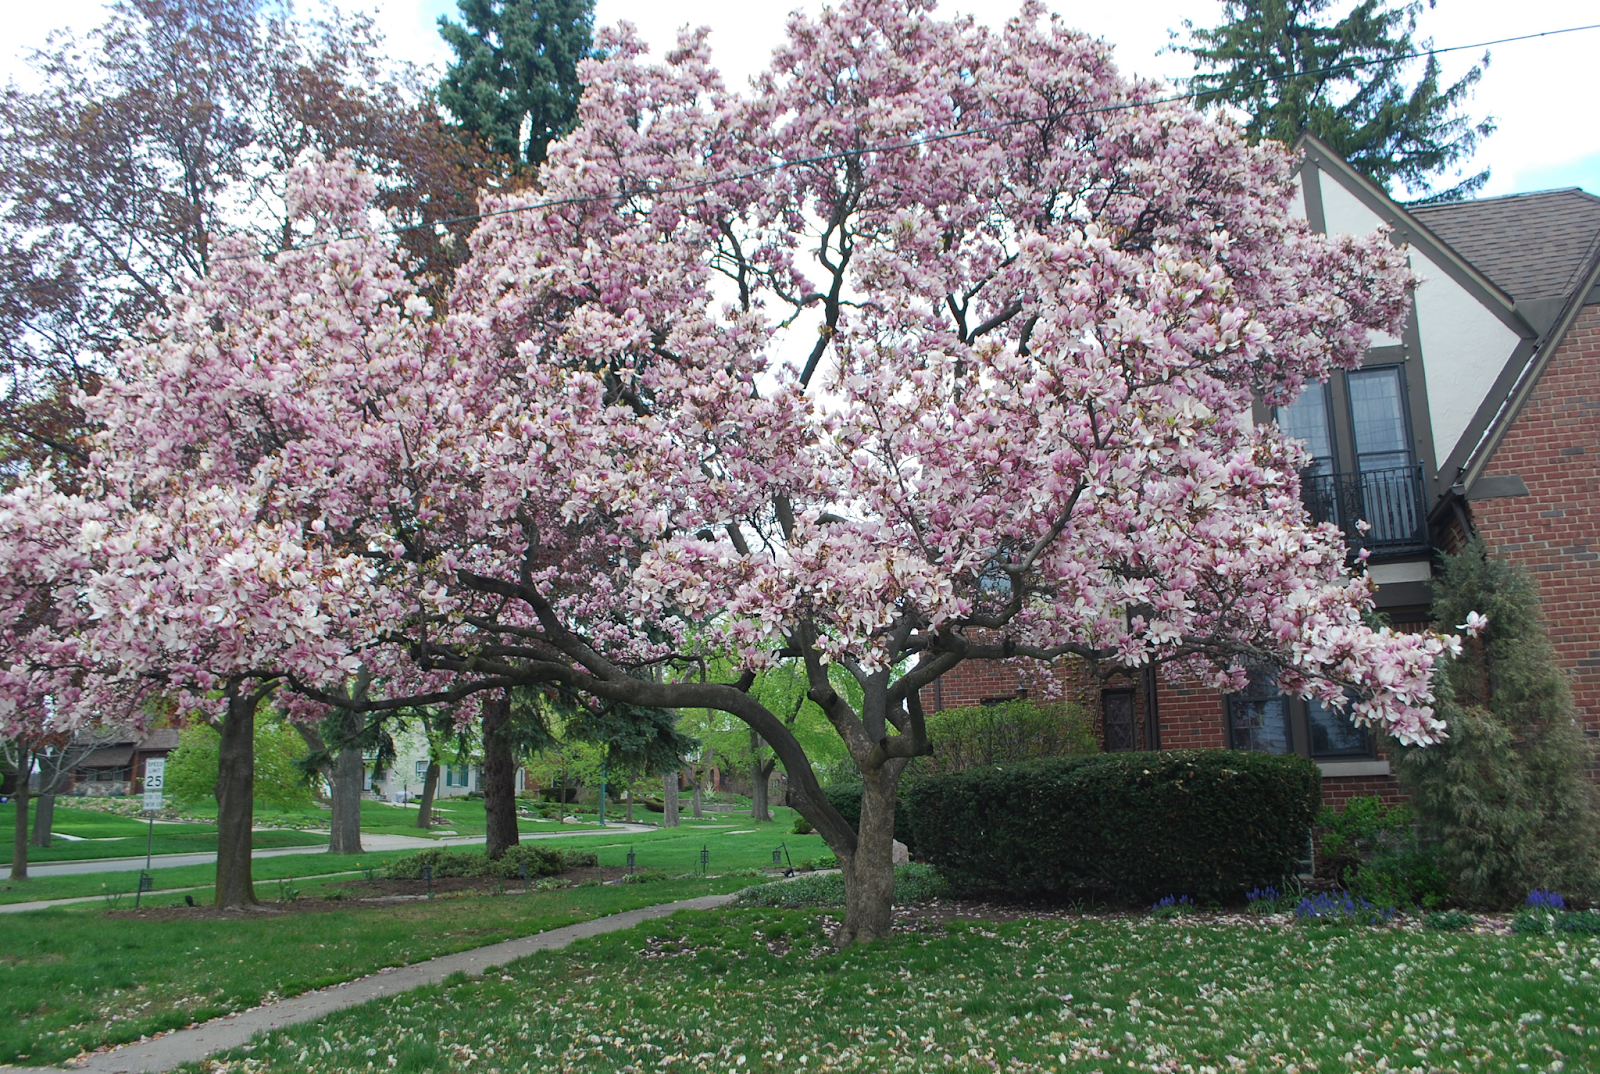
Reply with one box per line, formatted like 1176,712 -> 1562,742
1413,188 -> 1600,304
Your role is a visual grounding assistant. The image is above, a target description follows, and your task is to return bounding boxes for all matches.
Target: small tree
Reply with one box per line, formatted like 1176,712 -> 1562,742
1394,540 -> 1600,906
166,707 -> 316,813
1176,0 -> 1494,201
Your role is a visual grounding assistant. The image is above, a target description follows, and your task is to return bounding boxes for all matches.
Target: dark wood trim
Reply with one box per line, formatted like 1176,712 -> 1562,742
1299,158 -> 1328,233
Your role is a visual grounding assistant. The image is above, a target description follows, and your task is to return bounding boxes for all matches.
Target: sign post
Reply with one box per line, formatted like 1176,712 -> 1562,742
136,758 -> 164,908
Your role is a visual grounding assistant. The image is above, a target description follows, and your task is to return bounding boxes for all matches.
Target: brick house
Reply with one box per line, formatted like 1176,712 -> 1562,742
925,135 -> 1600,806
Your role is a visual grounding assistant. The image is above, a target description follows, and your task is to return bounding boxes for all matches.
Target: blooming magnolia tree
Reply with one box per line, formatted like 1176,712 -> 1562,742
2,0 -> 1462,934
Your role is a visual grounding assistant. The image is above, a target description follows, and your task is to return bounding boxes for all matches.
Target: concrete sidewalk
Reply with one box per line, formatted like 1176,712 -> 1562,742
0,892 -> 737,1074
20,822 -> 655,878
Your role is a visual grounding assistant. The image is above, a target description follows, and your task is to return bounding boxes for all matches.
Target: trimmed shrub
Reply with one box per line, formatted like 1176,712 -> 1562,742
387,845 -> 597,881
908,750 -> 1319,904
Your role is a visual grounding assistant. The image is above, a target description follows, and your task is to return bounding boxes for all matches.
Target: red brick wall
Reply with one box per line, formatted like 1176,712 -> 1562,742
928,655 -> 1409,811
1469,302 -> 1600,771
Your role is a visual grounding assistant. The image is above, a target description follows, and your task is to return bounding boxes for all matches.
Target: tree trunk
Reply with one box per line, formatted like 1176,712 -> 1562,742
481,690 -> 519,859
662,770 -> 679,827
416,761 -> 440,828
327,741 -> 364,855
9,757 -> 28,881
214,690 -> 259,909
834,771 -> 900,945
751,758 -> 774,822
30,793 -> 54,849
626,789 -> 634,824
688,765 -> 702,818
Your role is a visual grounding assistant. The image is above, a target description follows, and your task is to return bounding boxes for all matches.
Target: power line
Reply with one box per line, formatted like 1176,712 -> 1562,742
82,18 -> 1599,264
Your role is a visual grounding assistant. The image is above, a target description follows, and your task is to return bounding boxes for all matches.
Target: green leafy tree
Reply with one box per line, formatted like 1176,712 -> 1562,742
1393,540 -> 1600,906
1176,0 -> 1494,202
437,0 -> 594,169
682,661 -> 850,821
166,708 -> 315,813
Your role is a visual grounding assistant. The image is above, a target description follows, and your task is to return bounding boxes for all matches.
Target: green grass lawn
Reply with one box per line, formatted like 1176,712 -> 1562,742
535,811 -> 828,874
0,804 -> 327,864
0,876 -> 749,1066
180,910 -> 1600,1074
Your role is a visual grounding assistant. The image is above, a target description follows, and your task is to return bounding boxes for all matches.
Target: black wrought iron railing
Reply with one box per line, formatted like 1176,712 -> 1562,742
1301,464 -> 1429,557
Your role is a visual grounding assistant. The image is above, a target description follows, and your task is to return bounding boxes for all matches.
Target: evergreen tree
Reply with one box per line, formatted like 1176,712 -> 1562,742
437,0 -> 594,169
1393,540 -> 1600,906
1176,0 -> 1494,202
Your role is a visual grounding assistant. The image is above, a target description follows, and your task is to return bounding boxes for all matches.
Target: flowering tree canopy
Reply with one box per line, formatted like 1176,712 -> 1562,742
0,0 -> 1458,937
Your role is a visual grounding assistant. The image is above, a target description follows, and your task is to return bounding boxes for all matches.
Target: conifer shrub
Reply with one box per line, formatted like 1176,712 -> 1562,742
908,750 -> 1319,903
1392,541 -> 1600,907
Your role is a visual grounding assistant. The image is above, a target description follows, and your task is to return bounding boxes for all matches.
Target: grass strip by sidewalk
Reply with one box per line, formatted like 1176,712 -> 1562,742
180,798 -> 615,839
0,849 -> 429,906
0,875 -> 749,1066
181,908 -> 1600,1074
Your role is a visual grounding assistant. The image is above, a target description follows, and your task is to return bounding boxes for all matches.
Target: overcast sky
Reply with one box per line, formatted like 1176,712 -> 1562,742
7,0 -> 1597,199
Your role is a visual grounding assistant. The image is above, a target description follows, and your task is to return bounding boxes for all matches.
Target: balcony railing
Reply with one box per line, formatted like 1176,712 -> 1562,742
1301,464 -> 1429,557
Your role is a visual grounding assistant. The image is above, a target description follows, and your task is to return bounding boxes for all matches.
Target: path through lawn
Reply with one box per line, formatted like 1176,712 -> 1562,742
184,909 -> 1600,1073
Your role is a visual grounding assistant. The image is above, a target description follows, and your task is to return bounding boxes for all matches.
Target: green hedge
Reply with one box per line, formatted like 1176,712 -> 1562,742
386,844 -> 598,881
821,783 -> 918,855
907,750 -> 1319,903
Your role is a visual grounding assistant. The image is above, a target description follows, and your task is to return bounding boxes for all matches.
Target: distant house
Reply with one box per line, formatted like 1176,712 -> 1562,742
69,728 -> 180,797
928,134 -> 1600,805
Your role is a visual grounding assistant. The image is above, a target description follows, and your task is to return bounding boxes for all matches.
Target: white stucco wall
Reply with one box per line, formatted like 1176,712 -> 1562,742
1408,246 -> 1522,469
1317,174 -> 1402,348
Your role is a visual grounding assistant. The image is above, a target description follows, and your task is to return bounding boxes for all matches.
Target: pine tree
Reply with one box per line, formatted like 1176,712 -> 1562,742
1176,0 -> 1494,202
1393,540 -> 1600,906
437,0 -> 594,170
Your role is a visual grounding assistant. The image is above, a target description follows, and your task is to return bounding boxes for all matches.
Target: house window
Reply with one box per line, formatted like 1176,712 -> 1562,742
416,760 -> 429,778
1227,671 -> 1373,760
1348,367 -> 1411,473
445,765 -> 468,787
1278,381 -> 1335,478
1102,689 -> 1138,752
1226,673 -> 1292,754
1306,697 -> 1371,759
1276,366 -> 1425,556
